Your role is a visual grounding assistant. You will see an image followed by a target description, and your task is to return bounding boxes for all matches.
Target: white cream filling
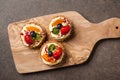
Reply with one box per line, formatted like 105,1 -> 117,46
20,24 -> 42,46
41,43 -> 64,65
49,16 -> 72,40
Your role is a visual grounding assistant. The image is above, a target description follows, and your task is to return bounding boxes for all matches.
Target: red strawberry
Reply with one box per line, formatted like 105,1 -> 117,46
53,47 -> 62,59
60,26 -> 70,35
24,35 -> 33,45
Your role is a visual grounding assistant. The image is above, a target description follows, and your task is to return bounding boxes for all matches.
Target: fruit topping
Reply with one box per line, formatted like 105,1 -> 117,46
53,47 -> 62,59
48,44 -> 55,52
30,31 -> 36,37
48,51 -> 53,57
45,46 -> 48,52
36,33 -> 41,39
42,53 -> 55,63
61,26 -> 70,35
52,27 -> 59,34
57,23 -> 62,29
25,30 -> 29,35
26,26 -> 40,32
52,19 -> 64,26
63,19 -> 66,22
24,35 -> 33,45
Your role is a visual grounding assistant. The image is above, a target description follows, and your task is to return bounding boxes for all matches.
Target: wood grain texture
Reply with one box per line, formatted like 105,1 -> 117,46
8,11 -> 120,73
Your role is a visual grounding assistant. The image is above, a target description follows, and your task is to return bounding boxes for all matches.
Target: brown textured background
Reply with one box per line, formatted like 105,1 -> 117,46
0,0 -> 120,80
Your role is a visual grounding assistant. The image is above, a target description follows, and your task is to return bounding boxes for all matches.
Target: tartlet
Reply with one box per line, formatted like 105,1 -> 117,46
40,41 -> 64,66
49,16 -> 72,41
20,23 -> 46,48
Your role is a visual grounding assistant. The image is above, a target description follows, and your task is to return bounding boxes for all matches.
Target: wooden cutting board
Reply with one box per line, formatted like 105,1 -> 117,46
8,11 -> 120,74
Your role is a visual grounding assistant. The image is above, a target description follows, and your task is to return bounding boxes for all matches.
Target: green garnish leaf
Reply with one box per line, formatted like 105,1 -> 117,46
32,37 -> 36,40
48,44 -> 55,51
36,33 -> 41,39
52,27 -> 59,34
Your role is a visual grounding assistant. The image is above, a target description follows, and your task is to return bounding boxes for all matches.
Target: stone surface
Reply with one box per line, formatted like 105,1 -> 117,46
0,0 -> 120,80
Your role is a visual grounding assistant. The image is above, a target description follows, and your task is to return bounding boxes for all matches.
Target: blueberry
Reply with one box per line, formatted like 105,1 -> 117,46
48,51 -> 53,57
57,23 -> 62,29
30,31 -> 36,37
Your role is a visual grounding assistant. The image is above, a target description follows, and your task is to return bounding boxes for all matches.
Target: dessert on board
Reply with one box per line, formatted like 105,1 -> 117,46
49,16 -> 72,41
20,23 -> 46,48
40,41 -> 64,66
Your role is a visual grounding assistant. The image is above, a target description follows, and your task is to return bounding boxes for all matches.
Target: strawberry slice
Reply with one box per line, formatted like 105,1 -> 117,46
60,26 -> 70,35
24,35 -> 33,45
53,47 -> 62,59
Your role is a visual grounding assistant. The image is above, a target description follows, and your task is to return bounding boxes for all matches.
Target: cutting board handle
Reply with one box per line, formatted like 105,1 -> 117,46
95,18 -> 120,41
83,17 -> 120,45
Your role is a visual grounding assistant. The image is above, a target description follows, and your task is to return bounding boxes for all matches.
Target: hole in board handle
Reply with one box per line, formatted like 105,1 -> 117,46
115,26 -> 119,29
